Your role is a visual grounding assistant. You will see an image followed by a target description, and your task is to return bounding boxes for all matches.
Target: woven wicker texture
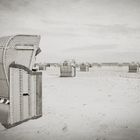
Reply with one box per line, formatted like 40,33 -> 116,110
0,35 -> 40,98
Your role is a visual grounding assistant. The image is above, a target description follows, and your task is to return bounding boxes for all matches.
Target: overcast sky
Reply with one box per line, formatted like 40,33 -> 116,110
0,0 -> 140,62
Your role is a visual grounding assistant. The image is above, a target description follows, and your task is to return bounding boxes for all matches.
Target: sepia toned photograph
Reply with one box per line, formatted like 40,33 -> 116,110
0,0 -> 140,140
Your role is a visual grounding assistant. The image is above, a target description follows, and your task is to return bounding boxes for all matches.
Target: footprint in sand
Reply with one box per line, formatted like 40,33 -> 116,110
62,124 -> 68,132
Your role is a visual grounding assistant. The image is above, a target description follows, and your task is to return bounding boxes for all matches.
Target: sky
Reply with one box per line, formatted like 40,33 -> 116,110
0,0 -> 140,62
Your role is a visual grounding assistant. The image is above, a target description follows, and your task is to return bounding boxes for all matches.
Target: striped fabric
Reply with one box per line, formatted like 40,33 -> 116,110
0,97 -> 10,105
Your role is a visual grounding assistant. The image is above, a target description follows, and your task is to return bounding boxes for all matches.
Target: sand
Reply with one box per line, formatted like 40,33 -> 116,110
0,66 -> 140,140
